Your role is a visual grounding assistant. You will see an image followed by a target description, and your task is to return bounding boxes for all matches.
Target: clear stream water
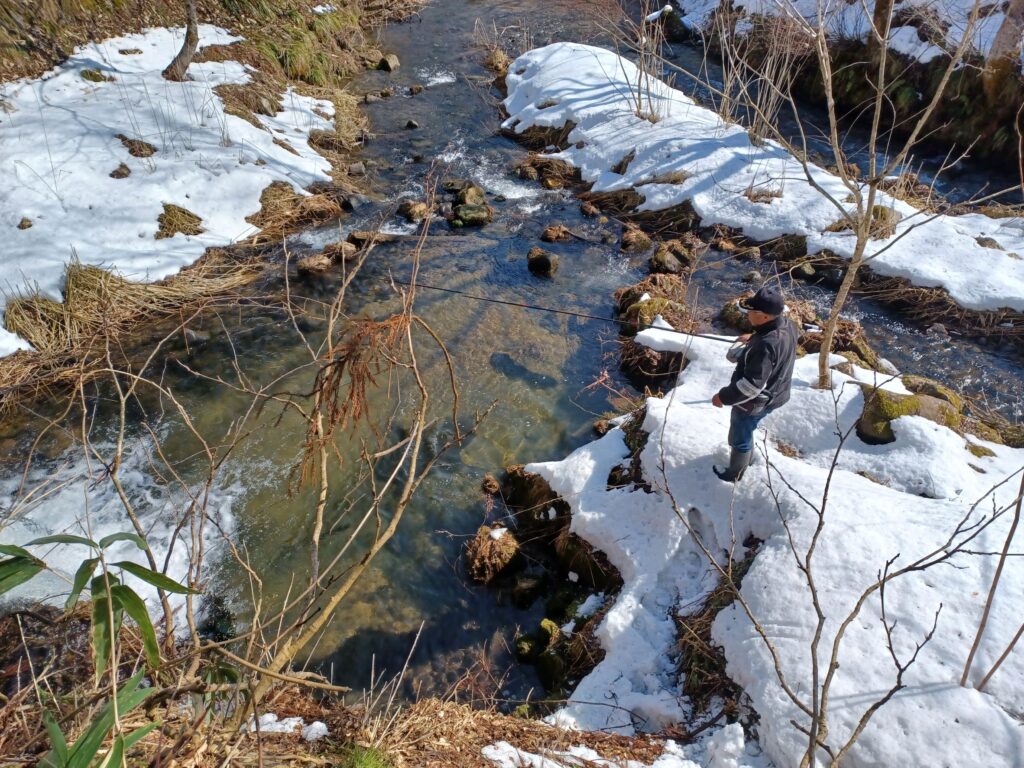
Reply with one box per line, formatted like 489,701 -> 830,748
2,0 -> 1023,705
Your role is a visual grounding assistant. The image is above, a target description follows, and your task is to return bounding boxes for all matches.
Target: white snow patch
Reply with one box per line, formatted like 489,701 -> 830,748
502,43 -> 1024,314
0,26 -> 337,356
490,526 -> 509,540
523,317 -> 1024,765
575,592 -> 606,618
483,725 -> 766,767
245,713 -> 328,741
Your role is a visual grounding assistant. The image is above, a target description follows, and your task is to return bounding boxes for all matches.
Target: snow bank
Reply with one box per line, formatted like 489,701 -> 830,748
0,25 -> 337,356
672,0 -> 1004,61
502,44 -> 1024,314
524,315 -> 1024,764
484,724 -> 763,768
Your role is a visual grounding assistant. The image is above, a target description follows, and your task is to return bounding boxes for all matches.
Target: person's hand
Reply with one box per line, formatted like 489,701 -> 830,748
712,393 -> 723,408
737,333 -> 752,343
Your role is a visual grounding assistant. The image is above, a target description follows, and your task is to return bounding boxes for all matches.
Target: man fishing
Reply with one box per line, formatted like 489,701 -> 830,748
711,284 -> 798,482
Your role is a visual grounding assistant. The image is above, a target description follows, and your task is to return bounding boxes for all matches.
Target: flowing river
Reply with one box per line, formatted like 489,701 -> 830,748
1,0 -> 1022,706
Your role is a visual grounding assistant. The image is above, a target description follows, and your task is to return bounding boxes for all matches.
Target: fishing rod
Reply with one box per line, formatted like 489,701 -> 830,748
397,279 -> 738,343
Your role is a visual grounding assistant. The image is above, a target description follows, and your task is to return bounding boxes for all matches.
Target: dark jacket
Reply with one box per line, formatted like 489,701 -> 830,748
717,316 -> 798,415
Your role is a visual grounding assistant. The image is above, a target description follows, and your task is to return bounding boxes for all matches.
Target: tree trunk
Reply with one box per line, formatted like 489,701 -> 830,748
162,0 -> 199,82
866,0 -> 896,65
983,0 -> 1024,105
816,246 -> 864,389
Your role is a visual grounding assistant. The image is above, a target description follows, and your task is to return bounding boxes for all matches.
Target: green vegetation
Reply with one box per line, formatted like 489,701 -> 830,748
340,745 -> 393,768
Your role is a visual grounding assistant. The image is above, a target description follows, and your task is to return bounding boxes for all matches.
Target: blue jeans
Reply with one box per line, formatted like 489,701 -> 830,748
728,407 -> 773,453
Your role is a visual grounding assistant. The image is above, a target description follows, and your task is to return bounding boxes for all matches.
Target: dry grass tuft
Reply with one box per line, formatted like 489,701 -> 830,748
743,184 -> 782,203
4,261 -> 257,355
156,203 -> 204,239
245,181 -> 344,242
115,132 -> 156,158
674,541 -> 760,719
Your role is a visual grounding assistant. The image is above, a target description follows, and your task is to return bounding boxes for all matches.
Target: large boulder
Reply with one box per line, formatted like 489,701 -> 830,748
901,375 -> 964,412
857,387 -> 962,444
464,525 -> 520,583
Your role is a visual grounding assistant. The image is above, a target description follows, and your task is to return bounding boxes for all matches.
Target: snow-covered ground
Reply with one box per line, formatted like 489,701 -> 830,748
484,724 -> 764,768
502,43 -> 1024,315
671,0 -> 1005,61
514,315 -> 1024,765
0,25 -> 337,357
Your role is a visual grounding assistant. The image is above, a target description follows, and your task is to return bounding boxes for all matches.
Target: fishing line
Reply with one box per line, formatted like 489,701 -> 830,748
395,279 -> 737,343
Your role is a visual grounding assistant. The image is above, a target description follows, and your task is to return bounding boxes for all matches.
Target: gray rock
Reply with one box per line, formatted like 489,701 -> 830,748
342,193 -> 371,211
743,270 -> 762,283
405,119 -> 419,130
347,162 -> 366,176
364,92 -> 382,104
377,53 -> 400,72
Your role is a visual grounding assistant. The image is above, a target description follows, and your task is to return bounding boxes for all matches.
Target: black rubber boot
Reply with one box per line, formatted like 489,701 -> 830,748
713,449 -> 751,482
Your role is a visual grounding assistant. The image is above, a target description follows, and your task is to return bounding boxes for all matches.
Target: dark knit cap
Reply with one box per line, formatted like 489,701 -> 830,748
739,284 -> 785,315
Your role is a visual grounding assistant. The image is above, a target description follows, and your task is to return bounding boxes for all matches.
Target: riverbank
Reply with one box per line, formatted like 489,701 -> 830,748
493,40 -> 1024,767
0,0 -> 419,409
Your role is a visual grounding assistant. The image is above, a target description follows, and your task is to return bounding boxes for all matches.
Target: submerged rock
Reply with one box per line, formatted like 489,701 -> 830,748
464,525 -> 520,583
398,199 -> 431,221
296,253 -> 333,274
541,223 -> 572,242
527,246 -> 558,276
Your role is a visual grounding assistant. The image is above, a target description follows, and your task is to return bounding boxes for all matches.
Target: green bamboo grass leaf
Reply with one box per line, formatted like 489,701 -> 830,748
96,734 -> 123,768
98,532 -> 146,550
0,557 -> 44,595
41,711 -> 68,766
123,721 -> 159,751
65,557 -> 99,611
26,534 -> 99,549
46,672 -> 155,768
0,544 -> 32,557
111,561 -> 197,594
110,584 -> 161,670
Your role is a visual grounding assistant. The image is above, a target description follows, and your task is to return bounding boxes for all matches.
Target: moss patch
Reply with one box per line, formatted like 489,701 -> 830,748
80,67 -> 113,82
966,441 -> 996,458
858,387 -> 962,444
156,203 -> 204,239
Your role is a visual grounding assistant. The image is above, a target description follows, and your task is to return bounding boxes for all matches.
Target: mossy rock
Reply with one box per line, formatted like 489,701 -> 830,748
857,387 -> 962,444
81,68 -> 113,83
719,296 -> 752,332
963,419 -> 1005,445
621,226 -> 653,253
452,204 -> 492,227
515,632 -> 543,661
623,297 -> 685,331
457,185 -> 487,206
539,618 -> 562,646
901,375 -> 964,413
650,241 -> 689,274
966,441 -> 996,458
502,465 -> 565,534
535,648 -> 568,691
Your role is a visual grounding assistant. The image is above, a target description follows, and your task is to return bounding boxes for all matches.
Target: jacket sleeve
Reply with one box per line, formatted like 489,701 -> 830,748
718,339 -> 776,406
